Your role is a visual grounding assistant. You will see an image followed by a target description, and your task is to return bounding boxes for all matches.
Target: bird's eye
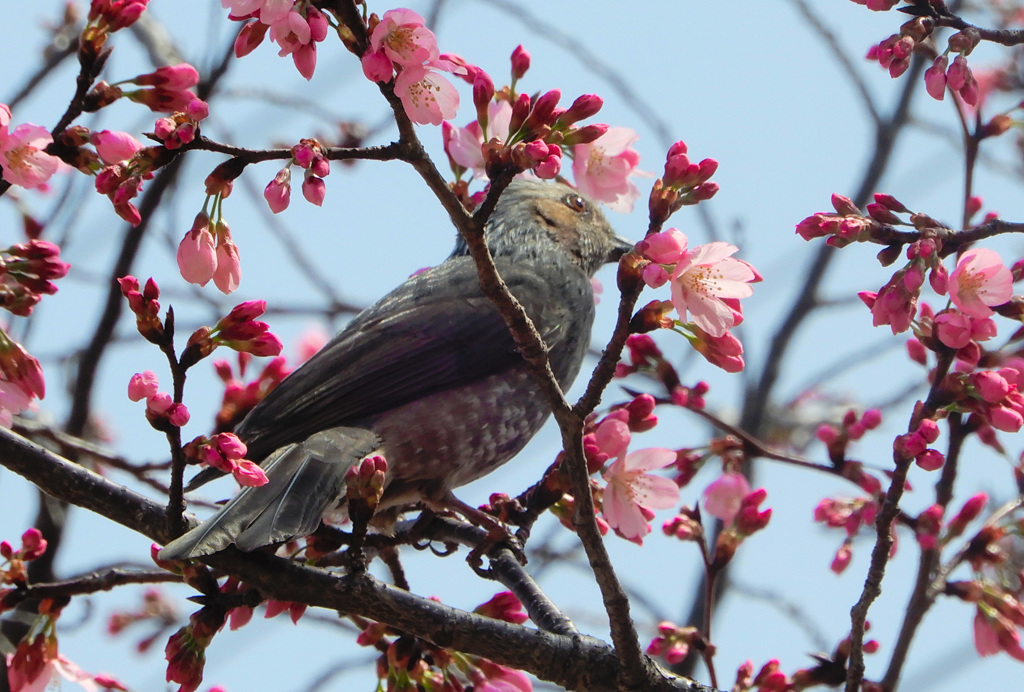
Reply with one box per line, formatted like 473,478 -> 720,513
563,194 -> 587,213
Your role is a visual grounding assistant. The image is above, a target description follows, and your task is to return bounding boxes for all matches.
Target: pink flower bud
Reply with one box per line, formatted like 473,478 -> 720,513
510,45 -> 530,81
128,370 -> 159,402
264,168 -> 291,214
302,175 -> 326,206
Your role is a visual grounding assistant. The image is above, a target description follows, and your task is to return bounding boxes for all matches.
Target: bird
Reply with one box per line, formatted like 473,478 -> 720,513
158,178 -> 632,560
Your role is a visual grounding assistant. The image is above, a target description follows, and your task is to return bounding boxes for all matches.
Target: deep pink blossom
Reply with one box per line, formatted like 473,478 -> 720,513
128,370 -> 159,401
640,228 -> 688,265
949,248 -> 1013,318
572,126 -> 641,212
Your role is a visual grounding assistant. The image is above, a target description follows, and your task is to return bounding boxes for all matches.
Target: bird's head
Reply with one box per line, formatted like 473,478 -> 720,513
452,179 -> 633,276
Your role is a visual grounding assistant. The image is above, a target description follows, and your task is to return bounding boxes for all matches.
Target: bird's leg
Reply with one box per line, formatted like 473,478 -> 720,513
436,493 -> 527,574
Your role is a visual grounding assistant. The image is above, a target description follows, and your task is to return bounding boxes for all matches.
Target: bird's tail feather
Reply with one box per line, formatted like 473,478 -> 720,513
158,427 -> 382,560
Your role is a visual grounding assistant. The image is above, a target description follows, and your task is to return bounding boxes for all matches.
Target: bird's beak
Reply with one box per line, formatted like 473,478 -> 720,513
607,234 -> 635,262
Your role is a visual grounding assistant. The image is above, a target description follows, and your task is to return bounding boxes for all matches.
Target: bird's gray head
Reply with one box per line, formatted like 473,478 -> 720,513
450,179 -> 633,276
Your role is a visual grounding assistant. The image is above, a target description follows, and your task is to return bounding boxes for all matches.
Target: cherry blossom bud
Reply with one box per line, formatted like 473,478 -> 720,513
264,168 -> 291,213
510,45 -> 530,81
301,175 -> 326,206
128,370 -> 159,402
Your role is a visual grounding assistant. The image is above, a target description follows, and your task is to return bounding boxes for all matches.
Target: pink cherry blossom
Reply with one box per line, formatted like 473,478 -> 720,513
603,447 -> 679,542
369,9 -> 439,67
572,126 -> 641,212
394,65 -> 460,125
0,123 -> 60,190
948,248 -> 1013,318
0,380 -> 32,427
445,101 -> 513,177
669,242 -> 758,338
703,472 -> 751,523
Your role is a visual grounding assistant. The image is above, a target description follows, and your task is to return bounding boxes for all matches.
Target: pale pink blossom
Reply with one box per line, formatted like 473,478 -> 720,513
572,127 -> 641,212
213,239 -> 241,294
0,380 -> 32,427
176,224 -> 217,286
948,248 -> 1013,318
0,123 -> 60,190
703,472 -> 751,523
369,8 -> 439,67
669,242 -> 758,337
603,447 -> 679,542
91,130 -> 142,164
445,101 -> 513,176
394,65 -> 460,125
268,9 -> 322,79
222,0 -> 291,24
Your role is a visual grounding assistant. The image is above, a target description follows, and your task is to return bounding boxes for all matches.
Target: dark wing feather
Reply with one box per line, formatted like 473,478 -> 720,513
235,256 -> 580,461
160,428 -> 380,559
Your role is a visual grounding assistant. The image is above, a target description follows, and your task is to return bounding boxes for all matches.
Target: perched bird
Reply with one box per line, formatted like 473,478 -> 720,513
159,179 -> 631,560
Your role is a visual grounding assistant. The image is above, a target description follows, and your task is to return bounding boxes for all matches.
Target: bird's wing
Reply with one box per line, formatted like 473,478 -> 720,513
235,256 -> 585,461
160,428 -> 381,559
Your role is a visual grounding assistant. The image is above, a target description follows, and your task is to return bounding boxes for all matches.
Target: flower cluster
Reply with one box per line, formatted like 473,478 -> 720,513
263,138 -> 331,213
443,45 -> 641,210
128,370 -> 190,431
859,2 -> 984,106
176,211 -> 240,294
361,8 -> 463,124
180,300 -> 284,368
356,601 -> 533,692
211,352 -> 290,432
0,104 -> 62,191
82,0 -> 149,52
799,193 -> 1014,337
0,239 -> 70,317
183,432 -> 267,487
583,399 -> 680,543
646,621 -> 701,666
814,496 -> 881,574
649,140 -> 720,225
118,275 -> 164,343
225,0 -> 329,80
106,586 -> 180,654
816,408 -> 883,465
634,226 -> 760,371
0,528 -> 47,588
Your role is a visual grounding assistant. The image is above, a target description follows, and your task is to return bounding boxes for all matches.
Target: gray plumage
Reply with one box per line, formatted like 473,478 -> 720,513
159,179 -> 631,560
